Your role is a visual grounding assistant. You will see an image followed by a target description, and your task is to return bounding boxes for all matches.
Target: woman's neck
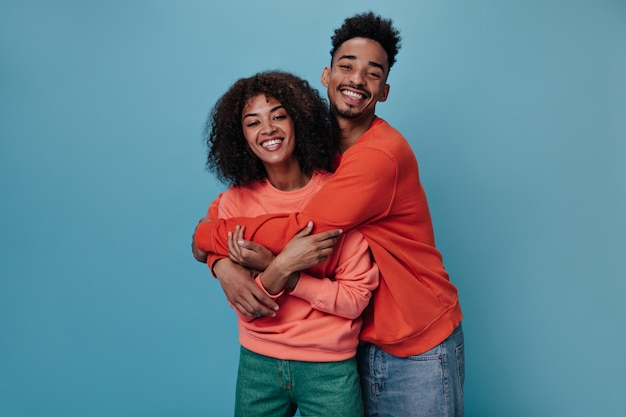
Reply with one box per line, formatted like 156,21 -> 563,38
265,162 -> 311,191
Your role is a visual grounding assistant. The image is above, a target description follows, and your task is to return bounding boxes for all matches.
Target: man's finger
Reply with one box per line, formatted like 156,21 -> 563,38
251,291 -> 279,314
237,281 -> 279,315
314,229 -> 343,242
294,221 -> 314,237
232,301 -> 256,317
239,296 -> 277,317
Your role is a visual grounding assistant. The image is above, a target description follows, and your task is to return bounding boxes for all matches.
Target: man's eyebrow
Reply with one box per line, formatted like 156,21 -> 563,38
338,54 -> 357,61
369,61 -> 385,71
337,55 -> 385,71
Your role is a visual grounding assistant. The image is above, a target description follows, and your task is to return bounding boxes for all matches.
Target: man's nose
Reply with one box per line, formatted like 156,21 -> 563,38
348,69 -> 365,85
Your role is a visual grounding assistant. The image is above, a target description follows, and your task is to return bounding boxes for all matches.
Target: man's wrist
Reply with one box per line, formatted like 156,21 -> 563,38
211,257 -> 229,278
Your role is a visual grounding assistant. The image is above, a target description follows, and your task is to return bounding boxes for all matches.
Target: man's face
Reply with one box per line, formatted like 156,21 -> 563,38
321,37 -> 390,121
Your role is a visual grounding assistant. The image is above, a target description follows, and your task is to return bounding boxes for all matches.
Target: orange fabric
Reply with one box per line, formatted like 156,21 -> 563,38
217,172 -> 378,362
196,117 -> 462,356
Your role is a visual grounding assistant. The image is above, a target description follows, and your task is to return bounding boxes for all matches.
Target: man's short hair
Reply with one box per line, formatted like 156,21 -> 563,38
330,11 -> 402,70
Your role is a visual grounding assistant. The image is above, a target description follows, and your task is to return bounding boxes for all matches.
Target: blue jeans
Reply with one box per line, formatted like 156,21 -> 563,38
358,324 -> 465,417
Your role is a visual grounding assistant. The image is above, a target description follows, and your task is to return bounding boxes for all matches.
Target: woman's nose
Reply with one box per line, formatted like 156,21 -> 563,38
260,119 -> 277,135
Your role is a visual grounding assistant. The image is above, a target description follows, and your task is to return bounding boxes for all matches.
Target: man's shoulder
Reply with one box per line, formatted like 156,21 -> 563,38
370,117 -> 409,139
361,117 -> 415,156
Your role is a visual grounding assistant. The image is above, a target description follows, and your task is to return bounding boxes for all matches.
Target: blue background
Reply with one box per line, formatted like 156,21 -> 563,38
1,1 -> 624,416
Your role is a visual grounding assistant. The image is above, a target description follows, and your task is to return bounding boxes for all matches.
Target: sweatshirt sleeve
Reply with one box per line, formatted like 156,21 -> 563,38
195,145 -> 397,256
203,193 -> 226,271
290,230 -> 379,320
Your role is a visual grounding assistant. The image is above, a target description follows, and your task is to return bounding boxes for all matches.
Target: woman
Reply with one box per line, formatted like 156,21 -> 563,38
203,70 -> 378,417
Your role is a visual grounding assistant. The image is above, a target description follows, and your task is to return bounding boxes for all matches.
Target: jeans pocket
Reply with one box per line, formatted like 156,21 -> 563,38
455,342 -> 465,395
406,344 -> 442,361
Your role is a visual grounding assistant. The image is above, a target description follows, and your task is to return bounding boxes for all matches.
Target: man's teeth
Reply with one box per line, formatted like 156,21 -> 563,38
343,90 -> 364,99
262,139 -> 282,148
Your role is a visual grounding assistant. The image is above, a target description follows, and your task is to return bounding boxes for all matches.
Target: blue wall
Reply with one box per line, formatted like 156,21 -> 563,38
1,1 -> 624,416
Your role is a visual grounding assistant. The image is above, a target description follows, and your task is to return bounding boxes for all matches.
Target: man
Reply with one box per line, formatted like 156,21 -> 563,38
194,12 -> 465,417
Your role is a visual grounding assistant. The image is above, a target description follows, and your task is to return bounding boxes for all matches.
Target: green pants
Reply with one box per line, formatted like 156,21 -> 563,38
235,346 -> 363,417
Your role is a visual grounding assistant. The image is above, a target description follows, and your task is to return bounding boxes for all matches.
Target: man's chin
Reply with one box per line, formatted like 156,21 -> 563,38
333,106 -> 362,120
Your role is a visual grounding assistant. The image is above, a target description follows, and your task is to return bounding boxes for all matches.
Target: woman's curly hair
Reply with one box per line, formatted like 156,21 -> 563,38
330,11 -> 402,71
204,71 -> 336,187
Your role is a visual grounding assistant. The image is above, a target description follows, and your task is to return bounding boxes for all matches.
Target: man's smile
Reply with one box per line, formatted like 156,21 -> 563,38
340,86 -> 369,101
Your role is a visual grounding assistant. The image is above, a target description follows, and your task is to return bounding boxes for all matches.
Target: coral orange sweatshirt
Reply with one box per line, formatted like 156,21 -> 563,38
197,117 -> 462,357
217,172 -> 378,362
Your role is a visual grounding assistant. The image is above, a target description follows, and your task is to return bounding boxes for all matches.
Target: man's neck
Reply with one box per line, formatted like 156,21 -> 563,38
337,114 -> 376,153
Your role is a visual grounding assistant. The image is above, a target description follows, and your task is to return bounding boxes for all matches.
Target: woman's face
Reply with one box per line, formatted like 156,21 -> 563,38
241,94 -> 297,168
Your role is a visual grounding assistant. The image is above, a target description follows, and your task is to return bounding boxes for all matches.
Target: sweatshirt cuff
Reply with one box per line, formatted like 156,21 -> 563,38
254,275 -> 284,299
207,254 -> 226,278
194,221 -> 215,253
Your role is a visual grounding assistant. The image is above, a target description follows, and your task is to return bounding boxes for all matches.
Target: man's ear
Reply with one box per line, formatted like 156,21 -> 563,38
378,84 -> 390,102
321,67 -> 330,87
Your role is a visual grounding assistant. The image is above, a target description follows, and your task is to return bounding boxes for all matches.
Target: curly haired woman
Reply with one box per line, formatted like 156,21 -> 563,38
202,70 -> 378,417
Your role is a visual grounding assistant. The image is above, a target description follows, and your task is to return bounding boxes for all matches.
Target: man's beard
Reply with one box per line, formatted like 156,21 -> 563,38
332,103 -> 362,120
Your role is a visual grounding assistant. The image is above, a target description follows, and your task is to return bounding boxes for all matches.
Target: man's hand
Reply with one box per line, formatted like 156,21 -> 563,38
228,225 -> 275,271
213,258 -> 279,318
255,222 -> 342,294
269,221 -> 342,273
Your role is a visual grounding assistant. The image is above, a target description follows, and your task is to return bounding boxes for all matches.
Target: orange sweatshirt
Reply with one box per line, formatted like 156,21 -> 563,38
197,117 -> 462,357
217,172 -> 378,362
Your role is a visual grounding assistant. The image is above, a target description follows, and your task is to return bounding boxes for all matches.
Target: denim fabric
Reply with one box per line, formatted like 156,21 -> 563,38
358,324 -> 465,417
235,347 -> 363,417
